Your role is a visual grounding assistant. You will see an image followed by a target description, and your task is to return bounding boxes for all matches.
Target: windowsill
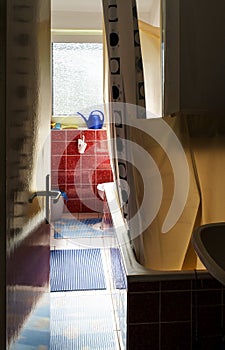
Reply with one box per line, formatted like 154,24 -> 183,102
52,115 -> 106,129
52,116 -> 107,130
52,115 -> 87,128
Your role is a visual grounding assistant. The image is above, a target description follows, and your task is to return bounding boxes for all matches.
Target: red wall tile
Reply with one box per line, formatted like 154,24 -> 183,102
96,155 -> 111,170
96,130 -> 107,140
66,171 -> 75,184
67,199 -> 81,213
95,140 -> 109,154
66,141 -> 79,156
51,141 -> 67,156
65,184 -> 77,199
75,184 -> 95,200
51,155 -> 66,171
67,155 -> 80,170
51,171 -> 59,186
96,169 -> 113,184
83,130 -> 95,141
57,171 -> 66,185
84,141 -> 96,155
51,130 -> 66,141
74,170 -> 94,185
66,130 -> 81,142
81,156 -> 96,170
51,129 -> 113,213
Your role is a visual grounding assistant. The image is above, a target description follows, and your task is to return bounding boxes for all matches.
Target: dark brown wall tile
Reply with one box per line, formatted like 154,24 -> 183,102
128,281 -> 160,293
128,324 -> 159,350
161,322 -> 191,350
161,291 -> 191,322
128,292 -> 159,323
161,279 -> 191,291
192,336 -> 224,350
193,305 -> 223,337
127,276 -> 225,349
193,289 -> 222,307
193,277 -> 223,290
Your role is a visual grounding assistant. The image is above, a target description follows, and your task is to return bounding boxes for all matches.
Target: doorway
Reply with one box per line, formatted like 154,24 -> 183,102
49,21 -> 126,349
4,2 -> 127,349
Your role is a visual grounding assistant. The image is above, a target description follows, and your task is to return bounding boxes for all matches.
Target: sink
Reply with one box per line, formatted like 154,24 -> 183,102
192,223 -> 225,286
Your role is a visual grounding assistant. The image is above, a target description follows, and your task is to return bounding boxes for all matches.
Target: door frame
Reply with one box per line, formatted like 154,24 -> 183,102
0,0 -> 6,348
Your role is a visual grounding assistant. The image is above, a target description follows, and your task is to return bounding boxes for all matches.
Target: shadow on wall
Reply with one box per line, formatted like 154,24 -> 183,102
130,114 -> 225,271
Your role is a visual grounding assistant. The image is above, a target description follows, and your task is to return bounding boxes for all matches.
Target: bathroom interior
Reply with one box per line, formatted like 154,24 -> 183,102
3,0 -> 225,350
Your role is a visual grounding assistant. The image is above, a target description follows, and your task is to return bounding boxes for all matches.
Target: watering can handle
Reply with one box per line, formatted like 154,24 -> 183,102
91,110 -> 104,121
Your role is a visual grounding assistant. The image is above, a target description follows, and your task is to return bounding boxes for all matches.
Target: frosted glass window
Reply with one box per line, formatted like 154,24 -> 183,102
52,43 -> 103,115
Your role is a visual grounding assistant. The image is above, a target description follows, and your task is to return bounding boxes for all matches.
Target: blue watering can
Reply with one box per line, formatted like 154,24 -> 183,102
77,110 -> 104,129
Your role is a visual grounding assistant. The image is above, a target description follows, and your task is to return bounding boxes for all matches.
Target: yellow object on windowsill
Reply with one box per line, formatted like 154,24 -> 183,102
61,124 -> 78,129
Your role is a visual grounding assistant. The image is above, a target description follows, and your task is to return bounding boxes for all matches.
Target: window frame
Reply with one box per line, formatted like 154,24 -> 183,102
51,30 -> 103,127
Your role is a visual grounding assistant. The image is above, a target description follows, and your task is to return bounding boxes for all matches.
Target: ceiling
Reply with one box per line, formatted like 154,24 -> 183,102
51,0 -> 153,14
51,0 -> 160,39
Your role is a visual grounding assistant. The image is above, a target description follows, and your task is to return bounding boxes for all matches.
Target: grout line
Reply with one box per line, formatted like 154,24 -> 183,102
101,248 -> 113,291
101,243 -> 126,348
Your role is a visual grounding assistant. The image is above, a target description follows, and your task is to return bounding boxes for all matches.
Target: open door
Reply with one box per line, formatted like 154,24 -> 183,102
0,1 -> 51,348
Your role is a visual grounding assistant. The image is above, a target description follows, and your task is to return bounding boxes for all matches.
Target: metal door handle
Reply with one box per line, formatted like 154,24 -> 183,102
28,174 -> 60,222
28,190 -> 61,203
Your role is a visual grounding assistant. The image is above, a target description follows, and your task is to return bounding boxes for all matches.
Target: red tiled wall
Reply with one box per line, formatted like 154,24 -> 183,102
51,129 -> 113,213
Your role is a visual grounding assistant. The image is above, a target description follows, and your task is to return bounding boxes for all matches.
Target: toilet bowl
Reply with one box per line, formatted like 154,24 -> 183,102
97,183 -> 113,230
97,183 -> 106,200
90,184 -> 106,230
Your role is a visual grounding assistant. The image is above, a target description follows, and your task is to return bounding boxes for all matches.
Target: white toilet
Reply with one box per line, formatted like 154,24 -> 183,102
96,183 -> 113,230
97,183 -> 106,200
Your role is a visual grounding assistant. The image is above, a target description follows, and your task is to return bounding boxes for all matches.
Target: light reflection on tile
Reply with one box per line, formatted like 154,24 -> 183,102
50,291 -> 118,350
10,293 -> 50,350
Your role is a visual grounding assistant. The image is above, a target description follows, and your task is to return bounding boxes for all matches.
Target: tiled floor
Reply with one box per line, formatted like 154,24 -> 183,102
10,213 -> 126,350
50,212 -> 126,350
50,291 -> 119,350
50,212 -> 117,250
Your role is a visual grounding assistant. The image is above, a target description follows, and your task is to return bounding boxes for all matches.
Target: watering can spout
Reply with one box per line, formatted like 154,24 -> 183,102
77,112 -> 88,124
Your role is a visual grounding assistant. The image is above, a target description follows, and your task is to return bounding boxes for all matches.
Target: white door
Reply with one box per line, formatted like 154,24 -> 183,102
0,1 -> 51,348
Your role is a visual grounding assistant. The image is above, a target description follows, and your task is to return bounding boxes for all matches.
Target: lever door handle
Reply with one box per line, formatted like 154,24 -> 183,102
28,190 -> 61,203
52,191 -> 61,203
28,174 -> 61,223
